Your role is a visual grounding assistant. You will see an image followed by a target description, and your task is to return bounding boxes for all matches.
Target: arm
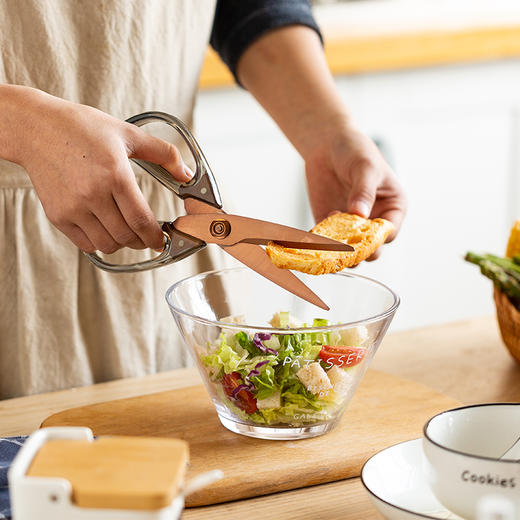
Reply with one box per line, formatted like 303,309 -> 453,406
211,4 -> 406,252
0,84 -> 191,253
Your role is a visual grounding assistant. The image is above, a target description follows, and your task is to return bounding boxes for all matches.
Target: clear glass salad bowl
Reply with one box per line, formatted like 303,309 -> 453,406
166,267 -> 399,440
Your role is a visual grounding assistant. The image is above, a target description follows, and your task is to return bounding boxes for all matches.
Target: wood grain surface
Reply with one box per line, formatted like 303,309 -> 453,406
2,317 -> 519,520
41,369 -> 459,508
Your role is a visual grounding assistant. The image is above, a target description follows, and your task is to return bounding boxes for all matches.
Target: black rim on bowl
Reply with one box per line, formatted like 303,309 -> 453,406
360,438 -> 440,520
423,402 -> 520,463
165,266 -> 400,332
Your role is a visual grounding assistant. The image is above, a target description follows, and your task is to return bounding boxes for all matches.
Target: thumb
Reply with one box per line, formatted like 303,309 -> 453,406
347,162 -> 378,218
129,129 -> 193,183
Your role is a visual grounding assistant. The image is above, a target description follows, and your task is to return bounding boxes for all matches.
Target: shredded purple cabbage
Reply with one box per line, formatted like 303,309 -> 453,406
247,369 -> 260,380
253,333 -> 278,355
231,384 -> 252,399
244,360 -> 271,388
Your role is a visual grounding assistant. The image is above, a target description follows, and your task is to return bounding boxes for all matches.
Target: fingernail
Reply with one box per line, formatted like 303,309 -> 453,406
183,164 -> 194,180
357,202 -> 371,218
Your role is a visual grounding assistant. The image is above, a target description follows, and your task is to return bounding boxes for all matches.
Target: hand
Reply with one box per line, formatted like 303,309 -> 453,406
234,25 -> 406,259
304,120 -> 407,259
12,88 -> 191,253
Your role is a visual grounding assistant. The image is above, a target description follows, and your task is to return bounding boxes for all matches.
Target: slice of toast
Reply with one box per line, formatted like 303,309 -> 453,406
265,213 -> 394,275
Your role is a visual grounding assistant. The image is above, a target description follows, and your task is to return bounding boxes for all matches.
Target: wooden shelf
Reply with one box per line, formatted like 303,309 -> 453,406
199,25 -> 520,89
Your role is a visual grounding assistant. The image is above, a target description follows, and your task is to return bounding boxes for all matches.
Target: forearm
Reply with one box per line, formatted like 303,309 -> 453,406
0,84 -> 43,165
236,26 -> 349,159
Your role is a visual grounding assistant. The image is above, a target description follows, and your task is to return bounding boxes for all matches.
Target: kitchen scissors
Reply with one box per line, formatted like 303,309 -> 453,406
86,112 -> 353,310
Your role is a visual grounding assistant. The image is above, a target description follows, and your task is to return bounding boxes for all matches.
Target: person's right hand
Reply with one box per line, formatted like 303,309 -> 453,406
12,87 -> 191,254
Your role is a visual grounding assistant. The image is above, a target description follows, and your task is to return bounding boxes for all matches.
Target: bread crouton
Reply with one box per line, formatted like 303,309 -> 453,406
266,213 -> 394,275
327,365 -> 355,397
339,326 -> 369,346
296,362 -> 332,395
257,391 -> 281,410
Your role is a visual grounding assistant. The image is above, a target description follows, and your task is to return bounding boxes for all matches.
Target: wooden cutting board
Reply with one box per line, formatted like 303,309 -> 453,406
42,369 -> 459,507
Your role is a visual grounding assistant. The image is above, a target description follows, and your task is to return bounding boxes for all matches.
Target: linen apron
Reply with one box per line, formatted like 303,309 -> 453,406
0,0 -> 226,399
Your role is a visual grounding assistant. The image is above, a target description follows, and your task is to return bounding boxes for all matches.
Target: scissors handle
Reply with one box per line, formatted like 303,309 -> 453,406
85,112 -> 220,272
127,111 -> 222,209
85,222 -> 206,273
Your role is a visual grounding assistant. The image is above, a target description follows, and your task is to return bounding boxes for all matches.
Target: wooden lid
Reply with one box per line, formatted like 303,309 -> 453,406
26,436 -> 189,510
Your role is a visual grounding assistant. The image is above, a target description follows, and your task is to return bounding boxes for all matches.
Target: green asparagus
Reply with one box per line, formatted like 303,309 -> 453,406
465,252 -> 520,309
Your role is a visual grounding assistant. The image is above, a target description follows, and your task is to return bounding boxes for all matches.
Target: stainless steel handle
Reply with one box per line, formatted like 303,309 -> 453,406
127,111 -> 222,208
85,222 -> 206,273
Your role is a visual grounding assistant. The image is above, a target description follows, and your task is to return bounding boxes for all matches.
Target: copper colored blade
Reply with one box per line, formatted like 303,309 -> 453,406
183,198 -> 330,310
184,198 -> 222,215
174,213 -> 352,251
259,239 -> 350,251
222,243 -> 329,311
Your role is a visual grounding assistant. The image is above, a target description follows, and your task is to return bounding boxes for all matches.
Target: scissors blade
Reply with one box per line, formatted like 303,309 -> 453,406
183,198 -> 330,310
173,213 -> 354,251
221,243 -> 330,311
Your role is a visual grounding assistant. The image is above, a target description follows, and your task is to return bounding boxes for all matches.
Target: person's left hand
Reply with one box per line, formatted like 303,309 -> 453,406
303,120 -> 407,260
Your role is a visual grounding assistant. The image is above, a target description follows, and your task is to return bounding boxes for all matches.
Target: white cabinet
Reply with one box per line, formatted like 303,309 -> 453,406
194,59 -> 520,331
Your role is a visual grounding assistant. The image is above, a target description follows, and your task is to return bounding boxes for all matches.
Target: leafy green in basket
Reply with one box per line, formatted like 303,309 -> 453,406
465,252 -> 520,310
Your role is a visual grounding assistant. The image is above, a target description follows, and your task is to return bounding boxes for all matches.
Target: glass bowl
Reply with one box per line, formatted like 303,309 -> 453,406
166,267 -> 399,440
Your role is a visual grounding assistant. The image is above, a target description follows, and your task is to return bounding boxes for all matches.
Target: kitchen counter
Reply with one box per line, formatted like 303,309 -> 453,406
2,316 -> 519,519
199,0 -> 520,88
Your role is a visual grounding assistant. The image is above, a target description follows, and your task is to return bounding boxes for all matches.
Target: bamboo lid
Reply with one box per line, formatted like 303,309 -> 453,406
27,436 -> 189,510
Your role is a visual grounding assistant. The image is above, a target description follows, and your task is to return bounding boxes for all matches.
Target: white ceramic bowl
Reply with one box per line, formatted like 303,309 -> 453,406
423,404 -> 520,520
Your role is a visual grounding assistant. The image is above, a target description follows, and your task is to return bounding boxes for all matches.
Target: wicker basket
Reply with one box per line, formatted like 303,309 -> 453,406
493,286 -> 520,363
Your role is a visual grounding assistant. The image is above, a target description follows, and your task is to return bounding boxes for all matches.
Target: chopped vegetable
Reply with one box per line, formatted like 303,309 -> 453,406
201,312 -> 366,426
253,333 -> 278,355
465,252 -> 520,310
318,345 -> 366,369
222,372 -> 258,414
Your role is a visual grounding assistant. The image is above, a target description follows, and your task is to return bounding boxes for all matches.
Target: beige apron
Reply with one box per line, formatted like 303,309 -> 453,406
0,0 -> 225,399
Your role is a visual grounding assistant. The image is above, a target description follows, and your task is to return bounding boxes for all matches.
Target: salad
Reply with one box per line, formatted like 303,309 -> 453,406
200,312 -> 369,426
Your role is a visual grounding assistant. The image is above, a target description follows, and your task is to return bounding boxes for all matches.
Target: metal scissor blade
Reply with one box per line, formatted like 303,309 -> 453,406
173,213 -> 353,251
226,216 -> 354,251
245,239 -> 352,251
183,198 -> 330,310
222,243 -> 330,311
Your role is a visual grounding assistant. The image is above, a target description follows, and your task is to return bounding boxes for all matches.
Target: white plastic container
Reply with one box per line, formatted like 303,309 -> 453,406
8,427 -> 222,520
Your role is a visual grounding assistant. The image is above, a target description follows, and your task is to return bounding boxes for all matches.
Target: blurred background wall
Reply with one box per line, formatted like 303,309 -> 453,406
193,0 -> 520,331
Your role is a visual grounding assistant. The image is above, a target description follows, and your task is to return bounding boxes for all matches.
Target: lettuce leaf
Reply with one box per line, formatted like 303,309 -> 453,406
202,333 -> 274,376
250,364 -> 276,400
250,397 -> 336,425
235,331 -> 259,356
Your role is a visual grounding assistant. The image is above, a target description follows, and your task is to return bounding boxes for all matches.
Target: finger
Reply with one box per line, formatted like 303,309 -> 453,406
90,194 -> 146,249
347,161 -> 379,218
376,206 -> 406,242
112,172 -> 164,250
366,247 -> 382,262
128,127 -> 192,182
327,210 -> 341,218
60,223 -> 96,253
75,212 -> 120,254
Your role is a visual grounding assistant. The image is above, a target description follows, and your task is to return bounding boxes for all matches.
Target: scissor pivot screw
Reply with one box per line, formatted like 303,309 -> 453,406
210,219 -> 231,239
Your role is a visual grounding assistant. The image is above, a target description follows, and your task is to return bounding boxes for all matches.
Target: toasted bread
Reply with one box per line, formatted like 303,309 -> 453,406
266,213 -> 394,275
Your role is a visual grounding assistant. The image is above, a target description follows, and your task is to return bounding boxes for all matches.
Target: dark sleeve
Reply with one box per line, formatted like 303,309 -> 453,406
210,0 -> 323,85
